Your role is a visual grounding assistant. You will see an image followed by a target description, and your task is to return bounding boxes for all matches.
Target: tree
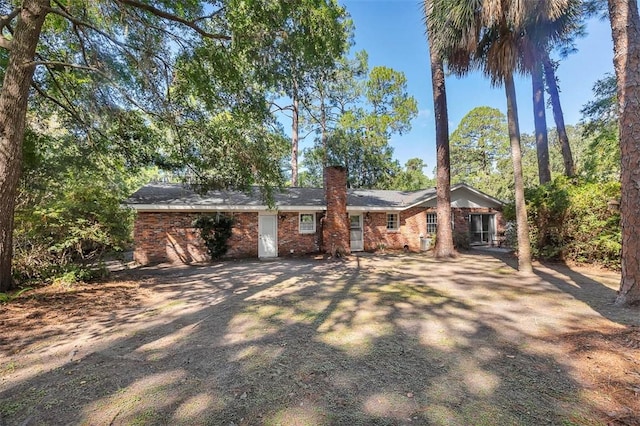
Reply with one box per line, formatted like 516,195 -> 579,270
391,158 -> 434,191
301,59 -> 417,189
424,0 -> 455,258
450,106 -> 510,192
525,0 -> 583,182
579,74 -> 620,181
543,54 -> 576,177
0,0 -> 49,291
429,0 -> 544,272
607,0 -> 640,306
0,0 -> 348,290
265,0 -> 350,186
301,50 -> 367,186
532,61 -> 552,184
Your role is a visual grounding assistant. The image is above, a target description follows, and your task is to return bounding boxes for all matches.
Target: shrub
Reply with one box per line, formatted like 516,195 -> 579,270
453,230 -> 470,251
193,214 -> 235,260
524,177 -> 621,269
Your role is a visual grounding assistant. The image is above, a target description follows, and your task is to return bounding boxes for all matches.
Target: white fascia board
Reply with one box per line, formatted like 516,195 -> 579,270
454,184 -> 505,206
405,196 -> 436,210
277,206 -> 326,211
347,206 -> 404,212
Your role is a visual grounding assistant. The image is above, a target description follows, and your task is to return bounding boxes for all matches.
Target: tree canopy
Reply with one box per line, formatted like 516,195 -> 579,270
0,0 -> 350,289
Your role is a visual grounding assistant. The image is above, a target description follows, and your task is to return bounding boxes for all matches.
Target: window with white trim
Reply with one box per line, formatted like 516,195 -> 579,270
386,213 -> 399,231
427,212 -> 438,234
299,213 -> 316,233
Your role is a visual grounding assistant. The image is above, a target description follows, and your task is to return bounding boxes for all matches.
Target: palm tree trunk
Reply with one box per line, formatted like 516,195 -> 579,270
0,0 -> 49,292
542,52 -> 575,177
427,33 -> 455,258
532,61 -> 551,184
505,72 -> 532,273
607,0 -> 640,306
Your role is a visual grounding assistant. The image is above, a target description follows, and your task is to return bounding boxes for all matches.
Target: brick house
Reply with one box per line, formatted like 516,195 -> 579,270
127,166 -> 505,265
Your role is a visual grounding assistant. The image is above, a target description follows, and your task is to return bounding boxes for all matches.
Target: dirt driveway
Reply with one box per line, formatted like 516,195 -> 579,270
1,251 -> 639,425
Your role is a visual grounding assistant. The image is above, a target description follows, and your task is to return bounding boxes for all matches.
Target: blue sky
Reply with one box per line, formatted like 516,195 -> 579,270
294,0 -> 615,177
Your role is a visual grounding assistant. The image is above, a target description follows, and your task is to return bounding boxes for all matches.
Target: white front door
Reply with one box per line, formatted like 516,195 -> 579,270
350,214 -> 364,251
258,214 -> 278,258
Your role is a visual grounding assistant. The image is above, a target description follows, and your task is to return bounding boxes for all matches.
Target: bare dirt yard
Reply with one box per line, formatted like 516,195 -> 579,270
1,251 -> 639,425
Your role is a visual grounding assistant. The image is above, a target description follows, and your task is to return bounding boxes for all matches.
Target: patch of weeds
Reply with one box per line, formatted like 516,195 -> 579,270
0,401 -> 25,416
0,287 -> 32,304
0,361 -> 17,375
0,386 -> 47,417
130,408 -> 161,425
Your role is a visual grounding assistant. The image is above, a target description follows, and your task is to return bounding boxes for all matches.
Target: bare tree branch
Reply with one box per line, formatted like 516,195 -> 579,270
114,0 -> 231,41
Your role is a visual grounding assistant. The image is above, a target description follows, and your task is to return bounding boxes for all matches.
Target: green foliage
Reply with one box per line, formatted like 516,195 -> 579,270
453,231 -> 470,251
302,54 -> 418,188
193,214 -> 235,260
579,74 -> 620,181
450,106 -> 511,199
0,287 -> 32,304
524,177 -> 621,268
391,158 -> 435,190
12,127 -> 148,284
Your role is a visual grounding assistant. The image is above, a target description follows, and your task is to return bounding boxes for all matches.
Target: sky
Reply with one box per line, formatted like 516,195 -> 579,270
294,0 -> 615,177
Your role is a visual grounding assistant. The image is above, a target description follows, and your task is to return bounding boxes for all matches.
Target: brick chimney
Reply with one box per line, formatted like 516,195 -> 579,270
323,166 -> 350,255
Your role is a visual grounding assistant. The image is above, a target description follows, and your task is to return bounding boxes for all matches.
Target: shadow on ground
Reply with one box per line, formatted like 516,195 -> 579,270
0,253 -> 636,425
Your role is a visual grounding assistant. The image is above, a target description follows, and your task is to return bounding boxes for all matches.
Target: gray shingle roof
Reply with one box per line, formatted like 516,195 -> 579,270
126,183 -> 438,210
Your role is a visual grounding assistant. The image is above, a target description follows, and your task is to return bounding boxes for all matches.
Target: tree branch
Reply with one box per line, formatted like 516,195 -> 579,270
0,36 -> 11,50
113,0 -> 231,40
33,60 -> 100,72
31,80 -> 87,129
0,7 -> 20,31
47,5 -> 133,52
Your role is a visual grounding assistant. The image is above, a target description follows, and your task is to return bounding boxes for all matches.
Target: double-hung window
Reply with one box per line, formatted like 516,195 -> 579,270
299,213 -> 316,233
426,212 -> 438,234
386,213 -> 399,231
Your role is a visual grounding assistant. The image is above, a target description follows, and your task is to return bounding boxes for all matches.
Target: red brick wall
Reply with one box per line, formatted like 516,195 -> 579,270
277,212 -> 321,255
133,211 -> 327,265
323,166 -> 350,254
133,211 -> 259,265
363,207 -> 427,252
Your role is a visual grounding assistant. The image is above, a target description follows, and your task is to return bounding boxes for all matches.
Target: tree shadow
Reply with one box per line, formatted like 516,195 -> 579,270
0,254 -> 620,425
533,262 -> 637,326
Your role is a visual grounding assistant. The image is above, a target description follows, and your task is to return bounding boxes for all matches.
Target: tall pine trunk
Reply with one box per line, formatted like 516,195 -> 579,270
291,80 -> 299,187
505,73 -> 532,273
0,0 -> 48,291
428,35 -> 455,258
542,52 -> 575,177
320,88 -> 328,189
532,61 -> 551,184
608,0 -> 640,306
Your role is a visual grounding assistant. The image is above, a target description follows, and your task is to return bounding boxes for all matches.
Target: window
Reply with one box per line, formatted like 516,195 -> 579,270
386,213 -> 399,231
427,213 -> 437,234
299,213 -> 316,233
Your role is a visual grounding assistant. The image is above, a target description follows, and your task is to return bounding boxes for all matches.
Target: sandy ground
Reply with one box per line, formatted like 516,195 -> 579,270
1,250 -> 638,425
